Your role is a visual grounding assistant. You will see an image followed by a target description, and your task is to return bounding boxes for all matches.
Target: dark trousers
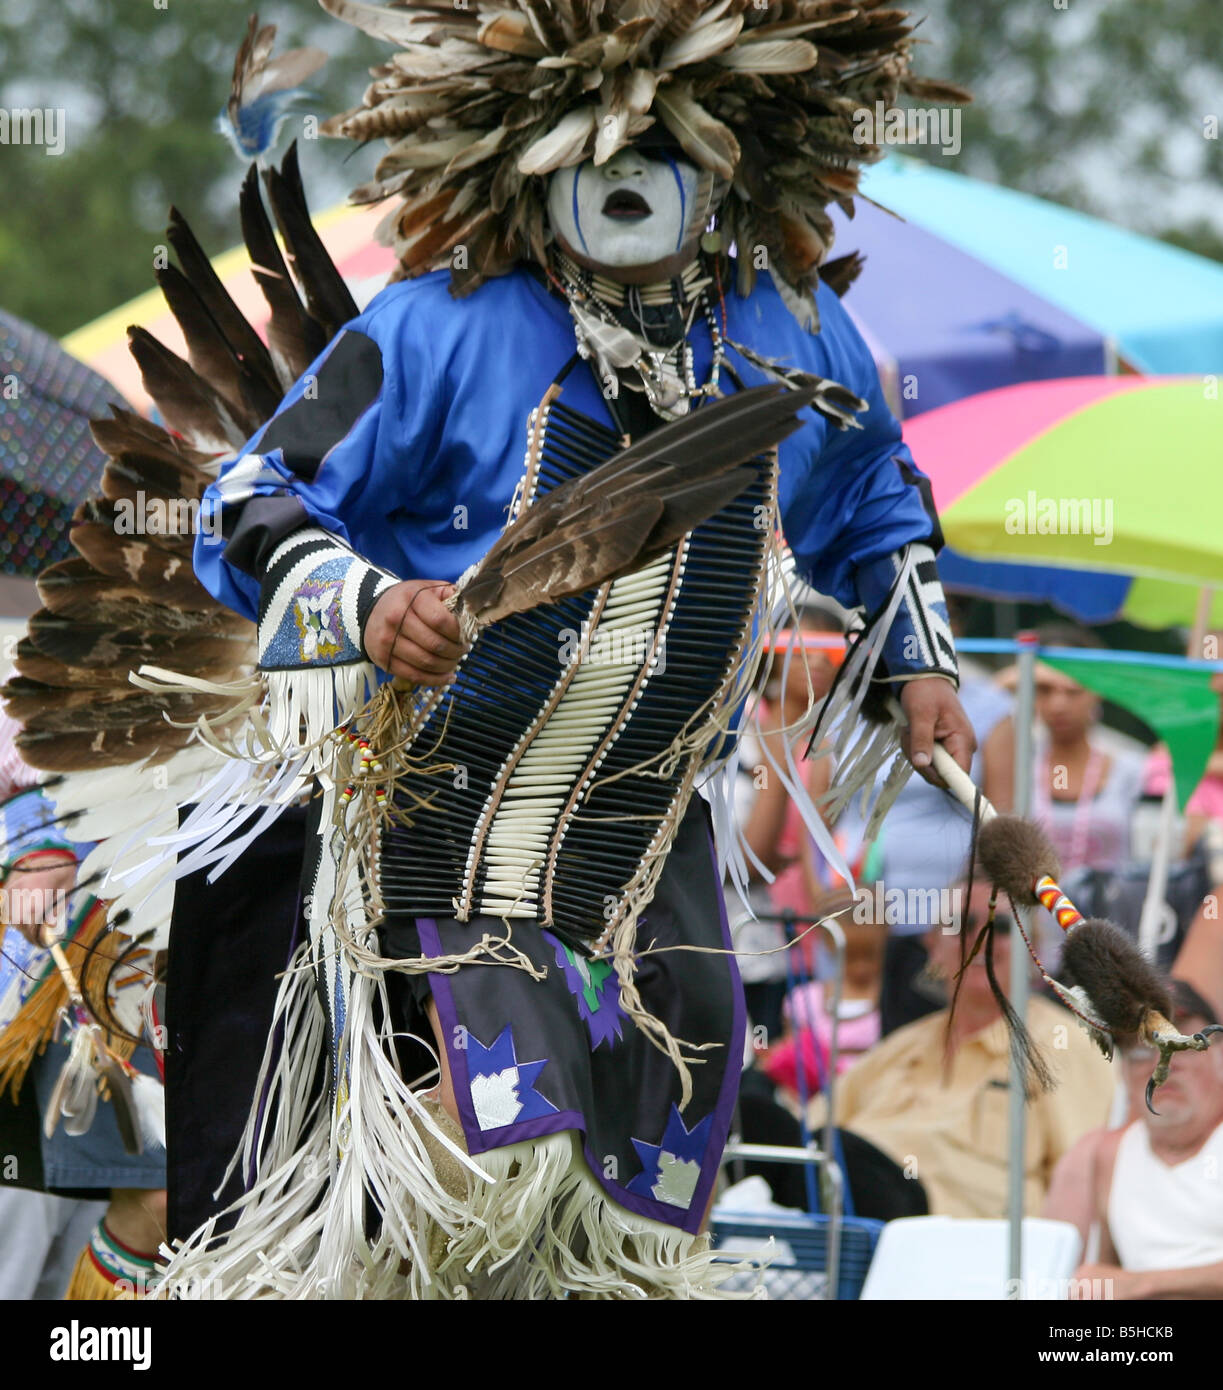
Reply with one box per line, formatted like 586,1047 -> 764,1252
165,807 -> 308,1243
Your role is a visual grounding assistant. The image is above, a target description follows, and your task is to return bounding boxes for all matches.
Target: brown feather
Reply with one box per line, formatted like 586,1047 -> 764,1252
468,495 -> 664,629
35,558 -> 241,628
653,83 -> 740,180
820,249 -> 865,297
15,686 -> 235,736
24,611 -> 251,674
456,385 -> 816,632
125,329 -> 246,454
90,408 -> 217,476
69,522 -> 220,611
32,561 -> 248,634
101,457 -> 208,512
15,723 -> 197,772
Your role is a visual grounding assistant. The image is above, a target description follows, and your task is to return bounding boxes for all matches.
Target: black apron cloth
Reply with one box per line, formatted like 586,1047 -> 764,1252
382,797 -> 747,1237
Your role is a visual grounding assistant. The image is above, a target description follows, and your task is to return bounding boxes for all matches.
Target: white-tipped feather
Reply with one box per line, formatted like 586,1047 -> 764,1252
132,1073 -> 167,1150
516,106 -> 597,175
658,13 -> 743,69
714,39 -> 818,72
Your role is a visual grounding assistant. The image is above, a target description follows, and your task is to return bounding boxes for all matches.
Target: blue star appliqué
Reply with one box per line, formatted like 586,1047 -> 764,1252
465,1025 -> 558,1133
627,1105 -> 715,1211
543,931 -> 625,1051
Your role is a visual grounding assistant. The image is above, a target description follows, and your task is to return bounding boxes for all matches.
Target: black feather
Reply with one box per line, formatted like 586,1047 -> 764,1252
262,142 -> 359,337
153,263 -> 278,432
164,205 -> 278,391
239,162 -> 327,383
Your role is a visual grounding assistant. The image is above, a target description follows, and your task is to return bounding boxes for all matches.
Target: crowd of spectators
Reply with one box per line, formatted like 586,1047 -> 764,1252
730,609 -> 1223,1298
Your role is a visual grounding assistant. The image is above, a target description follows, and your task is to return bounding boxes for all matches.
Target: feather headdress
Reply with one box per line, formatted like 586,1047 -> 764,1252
319,0 -> 968,310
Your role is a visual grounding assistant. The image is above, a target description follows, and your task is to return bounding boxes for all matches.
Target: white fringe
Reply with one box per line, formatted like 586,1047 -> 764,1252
264,664 -> 379,780
157,946 -> 758,1300
806,547 -> 914,838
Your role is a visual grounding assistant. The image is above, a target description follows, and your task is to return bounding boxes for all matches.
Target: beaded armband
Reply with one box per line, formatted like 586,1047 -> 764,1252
855,542 -> 959,685
257,527 -> 397,672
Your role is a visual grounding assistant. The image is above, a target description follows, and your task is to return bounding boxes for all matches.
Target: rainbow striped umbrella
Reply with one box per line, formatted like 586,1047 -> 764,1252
904,376 -> 1223,626
861,156 -> 1223,378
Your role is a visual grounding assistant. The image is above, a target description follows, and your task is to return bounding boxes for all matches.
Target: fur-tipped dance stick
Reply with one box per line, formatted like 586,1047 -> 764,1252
887,696 -> 1222,1108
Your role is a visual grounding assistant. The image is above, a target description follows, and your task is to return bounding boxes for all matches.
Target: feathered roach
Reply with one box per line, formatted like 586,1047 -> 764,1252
317,0 -> 970,311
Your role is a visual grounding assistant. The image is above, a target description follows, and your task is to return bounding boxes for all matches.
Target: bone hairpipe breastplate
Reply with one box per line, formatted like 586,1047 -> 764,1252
378,399 -> 775,949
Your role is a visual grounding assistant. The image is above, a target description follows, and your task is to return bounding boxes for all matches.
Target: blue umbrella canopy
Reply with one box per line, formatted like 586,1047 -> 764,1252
837,155 -> 1223,626
861,155 -> 1223,375
0,309 -> 127,578
832,198 -> 1107,418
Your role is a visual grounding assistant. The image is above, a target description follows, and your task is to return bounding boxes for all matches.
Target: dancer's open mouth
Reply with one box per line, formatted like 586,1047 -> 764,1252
601,189 -> 652,220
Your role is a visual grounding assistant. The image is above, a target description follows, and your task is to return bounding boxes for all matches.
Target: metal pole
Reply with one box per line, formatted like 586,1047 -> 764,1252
1007,631 -> 1038,1293
820,915 -> 846,1301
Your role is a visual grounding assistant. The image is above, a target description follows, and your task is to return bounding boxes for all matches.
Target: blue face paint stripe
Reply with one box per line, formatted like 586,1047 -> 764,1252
662,153 -> 687,253
570,166 -> 589,254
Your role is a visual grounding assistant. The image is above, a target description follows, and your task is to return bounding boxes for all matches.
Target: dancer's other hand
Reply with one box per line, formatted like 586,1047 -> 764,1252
899,676 -> 976,787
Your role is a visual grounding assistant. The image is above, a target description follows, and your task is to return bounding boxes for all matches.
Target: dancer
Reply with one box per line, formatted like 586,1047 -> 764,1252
9,2 -> 1197,1300
153,0 -> 975,1299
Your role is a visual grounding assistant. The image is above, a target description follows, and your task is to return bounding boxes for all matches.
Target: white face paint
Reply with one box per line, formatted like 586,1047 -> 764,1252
546,146 -> 702,270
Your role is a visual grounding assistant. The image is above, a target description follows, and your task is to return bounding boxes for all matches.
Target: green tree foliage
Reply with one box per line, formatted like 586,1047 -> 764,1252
906,0 -> 1223,261
0,0 -> 378,336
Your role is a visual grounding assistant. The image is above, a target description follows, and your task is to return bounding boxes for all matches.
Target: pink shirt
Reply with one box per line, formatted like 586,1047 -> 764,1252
1144,745 -> 1223,822
763,981 -> 881,1088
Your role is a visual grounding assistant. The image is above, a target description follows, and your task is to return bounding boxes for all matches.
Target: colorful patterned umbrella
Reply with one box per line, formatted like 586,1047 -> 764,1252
849,155 -> 1223,625
0,309 -> 127,579
904,376 -> 1223,625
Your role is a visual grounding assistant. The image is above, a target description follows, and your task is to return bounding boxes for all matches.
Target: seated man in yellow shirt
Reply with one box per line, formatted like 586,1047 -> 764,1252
814,878 -> 1115,1219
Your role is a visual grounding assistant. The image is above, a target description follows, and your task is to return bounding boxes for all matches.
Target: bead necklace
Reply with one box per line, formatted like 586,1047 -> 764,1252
550,251 -> 726,419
